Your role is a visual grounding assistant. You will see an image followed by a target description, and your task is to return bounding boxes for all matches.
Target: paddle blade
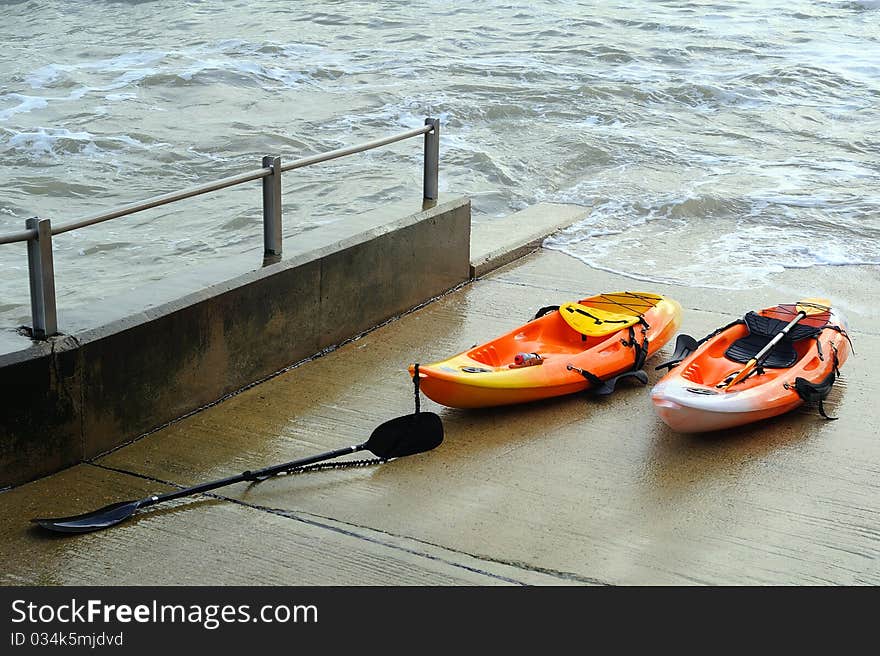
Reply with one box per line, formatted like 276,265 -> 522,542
725,358 -> 757,388
32,499 -> 143,534
365,412 -> 444,459
797,298 -> 830,314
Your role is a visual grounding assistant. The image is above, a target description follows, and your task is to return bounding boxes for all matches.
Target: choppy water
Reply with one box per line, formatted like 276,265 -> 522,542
1,0 -> 878,328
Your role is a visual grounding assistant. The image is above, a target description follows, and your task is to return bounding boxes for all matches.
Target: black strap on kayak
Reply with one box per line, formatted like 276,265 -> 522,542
566,364 -> 605,387
823,324 -> 855,353
566,315 -> 650,397
620,317 -> 650,371
621,326 -> 640,368
533,305 -> 559,320
635,317 -> 650,370
569,305 -> 631,326
830,341 -> 841,376
812,323 -> 853,365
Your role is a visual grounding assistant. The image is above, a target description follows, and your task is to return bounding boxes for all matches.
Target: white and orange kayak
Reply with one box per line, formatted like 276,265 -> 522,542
410,291 -> 682,408
651,299 -> 851,433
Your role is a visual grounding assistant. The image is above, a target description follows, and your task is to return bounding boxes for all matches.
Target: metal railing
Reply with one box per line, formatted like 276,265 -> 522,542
0,117 -> 441,339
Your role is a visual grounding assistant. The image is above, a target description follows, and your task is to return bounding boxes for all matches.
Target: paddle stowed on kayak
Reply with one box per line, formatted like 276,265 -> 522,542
409,291 -> 682,408
651,298 -> 852,433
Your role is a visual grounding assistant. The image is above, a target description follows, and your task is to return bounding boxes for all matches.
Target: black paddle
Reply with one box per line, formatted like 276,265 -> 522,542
32,412 -> 443,534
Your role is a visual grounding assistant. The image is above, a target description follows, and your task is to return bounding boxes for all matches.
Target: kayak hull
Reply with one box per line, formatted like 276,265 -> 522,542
412,292 -> 682,409
652,397 -> 803,433
651,304 -> 850,433
414,377 -> 588,410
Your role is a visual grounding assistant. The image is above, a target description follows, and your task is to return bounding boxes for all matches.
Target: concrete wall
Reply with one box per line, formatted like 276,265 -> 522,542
0,197 -> 471,488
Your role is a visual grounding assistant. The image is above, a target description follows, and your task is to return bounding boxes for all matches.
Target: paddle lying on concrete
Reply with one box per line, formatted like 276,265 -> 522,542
32,412 -> 443,534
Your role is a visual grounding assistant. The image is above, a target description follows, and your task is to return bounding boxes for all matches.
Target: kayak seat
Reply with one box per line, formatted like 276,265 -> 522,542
558,302 -> 641,337
724,311 -> 822,368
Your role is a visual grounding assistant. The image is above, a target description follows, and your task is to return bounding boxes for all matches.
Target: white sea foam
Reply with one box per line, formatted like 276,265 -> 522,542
25,65 -> 65,89
542,182 -> 880,289
1,53 -> 168,121
177,57 -> 312,88
3,127 -> 93,155
0,94 -> 49,121
24,51 -> 166,84
1,126 -> 168,160
104,93 -> 138,102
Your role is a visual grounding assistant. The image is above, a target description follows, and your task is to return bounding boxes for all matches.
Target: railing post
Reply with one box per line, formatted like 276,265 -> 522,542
423,117 -> 440,201
262,155 -> 282,257
25,217 -> 58,339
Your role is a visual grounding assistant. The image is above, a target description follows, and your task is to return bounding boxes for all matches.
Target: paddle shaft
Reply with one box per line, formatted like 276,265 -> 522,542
749,311 -> 805,365
726,310 -> 806,387
140,443 -> 365,508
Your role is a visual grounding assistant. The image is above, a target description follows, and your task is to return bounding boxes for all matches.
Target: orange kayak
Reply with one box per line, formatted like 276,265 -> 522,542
410,291 -> 682,408
651,300 -> 851,432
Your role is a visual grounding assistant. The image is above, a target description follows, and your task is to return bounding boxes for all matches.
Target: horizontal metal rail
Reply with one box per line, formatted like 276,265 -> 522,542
280,124 -> 431,172
0,119 -> 441,339
53,168 -> 272,236
0,228 -> 37,245
0,122 -> 436,243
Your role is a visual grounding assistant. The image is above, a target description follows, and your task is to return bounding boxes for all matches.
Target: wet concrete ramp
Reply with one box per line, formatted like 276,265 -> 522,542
2,250 -> 878,585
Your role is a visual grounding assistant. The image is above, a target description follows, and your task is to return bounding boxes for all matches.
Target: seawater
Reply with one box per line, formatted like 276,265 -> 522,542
1,0 -> 878,326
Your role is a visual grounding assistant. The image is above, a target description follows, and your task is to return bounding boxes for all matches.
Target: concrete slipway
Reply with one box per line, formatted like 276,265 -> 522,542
1,206 -> 878,585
